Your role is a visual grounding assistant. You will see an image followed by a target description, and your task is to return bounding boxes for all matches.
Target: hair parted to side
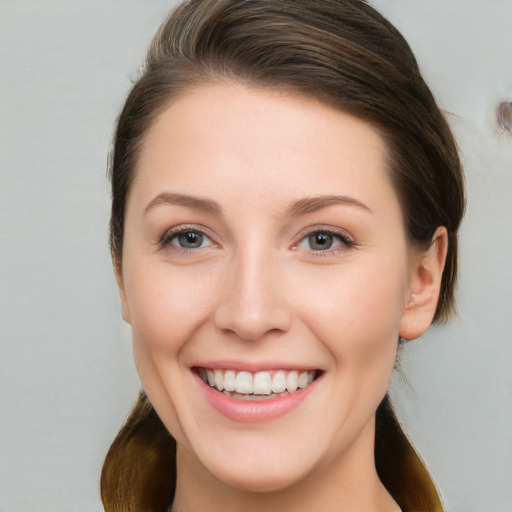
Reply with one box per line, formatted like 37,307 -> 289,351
110,0 -> 465,323
103,1 -> 465,510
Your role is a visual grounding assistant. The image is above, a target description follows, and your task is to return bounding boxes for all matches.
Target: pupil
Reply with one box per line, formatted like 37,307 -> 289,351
310,233 -> 333,250
178,231 -> 203,248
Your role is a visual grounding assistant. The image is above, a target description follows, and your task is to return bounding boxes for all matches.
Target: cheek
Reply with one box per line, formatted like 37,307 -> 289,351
126,262 -> 217,354
291,254 -> 408,367
124,263 -> 220,445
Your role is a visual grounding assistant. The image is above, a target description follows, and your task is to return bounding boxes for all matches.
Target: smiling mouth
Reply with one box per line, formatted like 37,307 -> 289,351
196,368 -> 319,400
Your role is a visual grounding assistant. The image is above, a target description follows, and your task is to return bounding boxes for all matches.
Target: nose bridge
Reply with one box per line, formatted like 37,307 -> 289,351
214,238 -> 291,340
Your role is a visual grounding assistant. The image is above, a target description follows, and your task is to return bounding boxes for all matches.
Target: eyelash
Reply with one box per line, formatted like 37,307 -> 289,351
158,226 -> 355,255
159,225 -> 217,254
293,227 -> 354,255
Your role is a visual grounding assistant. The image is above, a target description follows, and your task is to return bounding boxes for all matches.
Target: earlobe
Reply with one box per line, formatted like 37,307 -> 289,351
115,266 -> 132,325
399,227 -> 448,340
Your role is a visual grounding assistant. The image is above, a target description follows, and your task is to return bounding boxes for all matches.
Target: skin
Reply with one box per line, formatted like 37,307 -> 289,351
117,83 -> 447,512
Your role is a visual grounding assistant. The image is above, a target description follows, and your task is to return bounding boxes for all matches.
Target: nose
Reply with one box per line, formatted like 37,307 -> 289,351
213,247 -> 292,341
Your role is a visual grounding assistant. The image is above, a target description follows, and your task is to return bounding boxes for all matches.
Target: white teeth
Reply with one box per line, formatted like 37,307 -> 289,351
298,371 -> 309,389
271,370 -> 286,393
253,372 -> 272,395
200,368 -> 317,396
214,369 -> 224,391
235,371 -> 253,394
224,370 -> 236,392
286,371 -> 298,393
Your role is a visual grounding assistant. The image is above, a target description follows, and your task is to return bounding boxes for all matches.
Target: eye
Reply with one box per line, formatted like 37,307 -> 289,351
174,231 -> 207,249
160,228 -> 214,251
296,229 -> 353,252
307,232 -> 335,250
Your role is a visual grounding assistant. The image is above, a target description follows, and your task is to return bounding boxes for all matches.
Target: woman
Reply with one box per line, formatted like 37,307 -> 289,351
101,1 -> 465,510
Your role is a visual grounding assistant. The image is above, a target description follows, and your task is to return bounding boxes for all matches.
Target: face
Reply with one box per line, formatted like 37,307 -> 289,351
118,83 -> 431,493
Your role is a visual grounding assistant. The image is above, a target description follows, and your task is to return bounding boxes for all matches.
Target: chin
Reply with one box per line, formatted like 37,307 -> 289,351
180,430 -> 318,494
209,460 -> 310,494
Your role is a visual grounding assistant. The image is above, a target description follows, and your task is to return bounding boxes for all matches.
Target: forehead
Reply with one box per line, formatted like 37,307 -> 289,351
133,83 -> 399,217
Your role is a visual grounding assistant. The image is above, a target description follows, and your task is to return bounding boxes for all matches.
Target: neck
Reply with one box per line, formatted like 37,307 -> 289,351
171,417 -> 400,512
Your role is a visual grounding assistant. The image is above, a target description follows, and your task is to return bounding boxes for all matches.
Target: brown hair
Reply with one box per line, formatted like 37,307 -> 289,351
102,1 -> 465,510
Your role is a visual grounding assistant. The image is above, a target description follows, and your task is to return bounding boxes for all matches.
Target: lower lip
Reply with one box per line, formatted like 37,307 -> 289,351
194,372 -> 320,423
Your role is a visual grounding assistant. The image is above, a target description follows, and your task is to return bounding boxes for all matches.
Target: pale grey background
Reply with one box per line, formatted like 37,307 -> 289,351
1,1 -> 511,511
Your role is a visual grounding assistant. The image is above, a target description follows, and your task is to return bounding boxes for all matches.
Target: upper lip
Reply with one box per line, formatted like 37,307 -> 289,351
191,360 -> 322,372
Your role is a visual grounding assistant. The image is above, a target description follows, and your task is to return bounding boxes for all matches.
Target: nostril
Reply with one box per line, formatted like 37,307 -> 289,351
213,299 -> 292,341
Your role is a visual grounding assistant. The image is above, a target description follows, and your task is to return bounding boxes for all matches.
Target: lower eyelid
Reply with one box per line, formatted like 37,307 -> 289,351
158,226 -> 222,254
295,230 -> 354,250
158,225 -> 353,254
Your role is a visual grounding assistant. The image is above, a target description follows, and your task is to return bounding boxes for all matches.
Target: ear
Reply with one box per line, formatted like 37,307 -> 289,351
399,227 -> 448,340
115,264 -> 132,325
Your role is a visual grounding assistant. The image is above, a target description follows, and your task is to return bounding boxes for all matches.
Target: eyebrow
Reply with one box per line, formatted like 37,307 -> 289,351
143,192 -> 371,217
286,195 -> 372,216
144,192 -> 222,216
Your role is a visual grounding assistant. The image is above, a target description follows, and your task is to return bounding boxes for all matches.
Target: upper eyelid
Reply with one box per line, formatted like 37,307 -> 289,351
157,223 -> 354,249
293,225 -> 355,245
159,225 -> 219,247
